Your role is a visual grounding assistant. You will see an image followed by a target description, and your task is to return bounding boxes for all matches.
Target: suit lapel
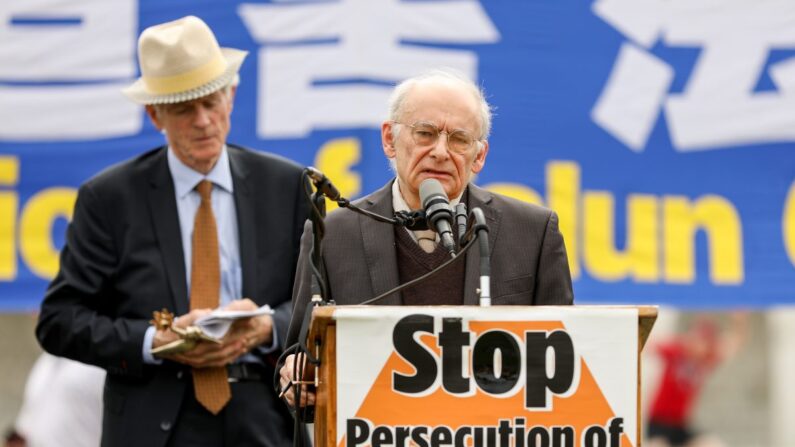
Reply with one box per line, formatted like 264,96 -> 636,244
145,148 -> 189,315
463,184 -> 502,305
360,181 -> 402,305
228,148 -> 258,300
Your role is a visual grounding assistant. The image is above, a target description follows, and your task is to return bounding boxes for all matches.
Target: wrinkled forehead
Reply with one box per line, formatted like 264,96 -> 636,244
399,80 -> 482,133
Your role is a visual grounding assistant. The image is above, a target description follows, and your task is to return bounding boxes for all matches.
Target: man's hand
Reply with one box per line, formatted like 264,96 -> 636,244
151,299 -> 274,368
279,353 -> 316,407
222,298 -> 274,349
153,308 -> 246,367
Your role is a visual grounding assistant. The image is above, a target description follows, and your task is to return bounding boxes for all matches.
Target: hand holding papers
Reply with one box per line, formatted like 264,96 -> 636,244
150,305 -> 274,356
193,305 -> 274,341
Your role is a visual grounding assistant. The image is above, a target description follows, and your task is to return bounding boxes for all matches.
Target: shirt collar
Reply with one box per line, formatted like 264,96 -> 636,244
391,178 -> 463,213
167,146 -> 234,198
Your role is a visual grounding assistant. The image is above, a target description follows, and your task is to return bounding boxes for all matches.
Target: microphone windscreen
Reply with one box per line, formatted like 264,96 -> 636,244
419,178 -> 448,208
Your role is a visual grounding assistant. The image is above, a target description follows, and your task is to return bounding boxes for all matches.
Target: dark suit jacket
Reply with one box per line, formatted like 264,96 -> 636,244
36,145 -> 308,447
286,180 -> 573,346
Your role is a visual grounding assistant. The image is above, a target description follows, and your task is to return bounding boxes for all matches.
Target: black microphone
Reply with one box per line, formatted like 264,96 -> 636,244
419,179 -> 456,254
306,167 -> 341,201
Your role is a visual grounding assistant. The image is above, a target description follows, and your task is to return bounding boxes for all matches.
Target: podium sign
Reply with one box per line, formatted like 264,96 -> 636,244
322,306 -> 643,447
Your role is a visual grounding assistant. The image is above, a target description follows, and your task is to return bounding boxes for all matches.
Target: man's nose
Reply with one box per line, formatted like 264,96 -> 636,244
429,132 -> 451,158
193,106 -> 211,127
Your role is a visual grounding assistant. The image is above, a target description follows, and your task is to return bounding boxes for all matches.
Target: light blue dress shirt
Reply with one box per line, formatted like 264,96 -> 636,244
142,146 -> 275,364
167,145 -> 241,303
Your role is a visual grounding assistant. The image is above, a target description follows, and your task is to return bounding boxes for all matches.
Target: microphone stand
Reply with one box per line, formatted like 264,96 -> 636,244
301,170 -> 331,341
309,188 -> 328,303
284,170 -> 333,446
459,207 -> 492,307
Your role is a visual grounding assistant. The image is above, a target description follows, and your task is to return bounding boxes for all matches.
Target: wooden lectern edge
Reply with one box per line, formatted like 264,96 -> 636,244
306,305 -> 336,344
637,305 -> 659,350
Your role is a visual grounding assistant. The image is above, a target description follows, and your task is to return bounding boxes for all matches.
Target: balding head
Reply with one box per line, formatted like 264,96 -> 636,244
388,70 -> 492,140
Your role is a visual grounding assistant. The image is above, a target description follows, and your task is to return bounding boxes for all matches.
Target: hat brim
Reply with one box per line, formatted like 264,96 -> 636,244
122,48 -> 247,105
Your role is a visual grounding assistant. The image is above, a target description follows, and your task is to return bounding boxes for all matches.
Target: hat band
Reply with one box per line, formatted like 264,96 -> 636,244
143,54 -> 228,95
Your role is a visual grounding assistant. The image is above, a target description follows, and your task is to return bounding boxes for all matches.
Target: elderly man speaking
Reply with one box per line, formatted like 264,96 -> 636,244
280,70 -> 574,406
36,16 -> 307,447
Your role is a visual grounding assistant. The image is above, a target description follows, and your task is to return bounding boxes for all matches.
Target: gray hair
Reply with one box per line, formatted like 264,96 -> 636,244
387,69 -> 493,140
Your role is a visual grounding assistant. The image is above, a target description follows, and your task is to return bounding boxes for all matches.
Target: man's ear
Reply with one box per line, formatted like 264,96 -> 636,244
471,140 -> 489,174
382,121 -> 397,159
145,105 -> 163,131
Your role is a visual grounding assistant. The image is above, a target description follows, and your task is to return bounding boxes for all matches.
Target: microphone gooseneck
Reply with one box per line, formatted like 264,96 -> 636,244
419,179 -> 456,255
306,166 -> 341,201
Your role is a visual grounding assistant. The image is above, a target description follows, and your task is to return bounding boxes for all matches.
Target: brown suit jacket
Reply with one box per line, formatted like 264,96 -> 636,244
286,180 -> 573,346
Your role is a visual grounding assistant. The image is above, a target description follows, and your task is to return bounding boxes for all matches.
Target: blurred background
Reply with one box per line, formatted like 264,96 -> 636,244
1,0 -> 793,446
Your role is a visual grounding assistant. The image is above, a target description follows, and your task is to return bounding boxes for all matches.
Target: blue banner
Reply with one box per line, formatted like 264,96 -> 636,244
1,0 -> 793,310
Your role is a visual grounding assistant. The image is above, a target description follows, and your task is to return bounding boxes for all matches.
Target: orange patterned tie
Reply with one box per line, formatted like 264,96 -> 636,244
190,180 -> 230,414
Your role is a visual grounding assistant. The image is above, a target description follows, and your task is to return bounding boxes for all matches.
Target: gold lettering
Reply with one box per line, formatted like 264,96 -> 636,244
582,193 -> 659,281
663,195 -> 743,284
0,156 -> 19,280
19,188 -> 77,279
315,138 -> 361,211
547,162 -> 580,279
784,182 -> 795,267
484,162 -> 581,279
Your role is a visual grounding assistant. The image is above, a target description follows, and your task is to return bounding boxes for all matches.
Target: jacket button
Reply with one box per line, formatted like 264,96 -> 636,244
160,421 -> 172,432
176,370 -> 183,379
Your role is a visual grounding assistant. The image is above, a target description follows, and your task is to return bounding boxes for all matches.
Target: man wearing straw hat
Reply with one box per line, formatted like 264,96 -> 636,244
36,16 -> 306,447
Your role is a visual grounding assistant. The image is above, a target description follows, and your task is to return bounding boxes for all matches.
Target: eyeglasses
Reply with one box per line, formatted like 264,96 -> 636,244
393,121 -> 480,154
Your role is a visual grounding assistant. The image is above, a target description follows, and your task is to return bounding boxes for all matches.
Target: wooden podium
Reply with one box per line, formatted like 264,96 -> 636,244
304,305 -> 657,447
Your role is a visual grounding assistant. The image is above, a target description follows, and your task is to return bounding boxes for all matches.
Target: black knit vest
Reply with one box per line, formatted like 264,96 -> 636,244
394,227 -> 466,305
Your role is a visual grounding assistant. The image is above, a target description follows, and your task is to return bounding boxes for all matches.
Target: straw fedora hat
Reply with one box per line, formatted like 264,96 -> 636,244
122,16 -> 248,105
